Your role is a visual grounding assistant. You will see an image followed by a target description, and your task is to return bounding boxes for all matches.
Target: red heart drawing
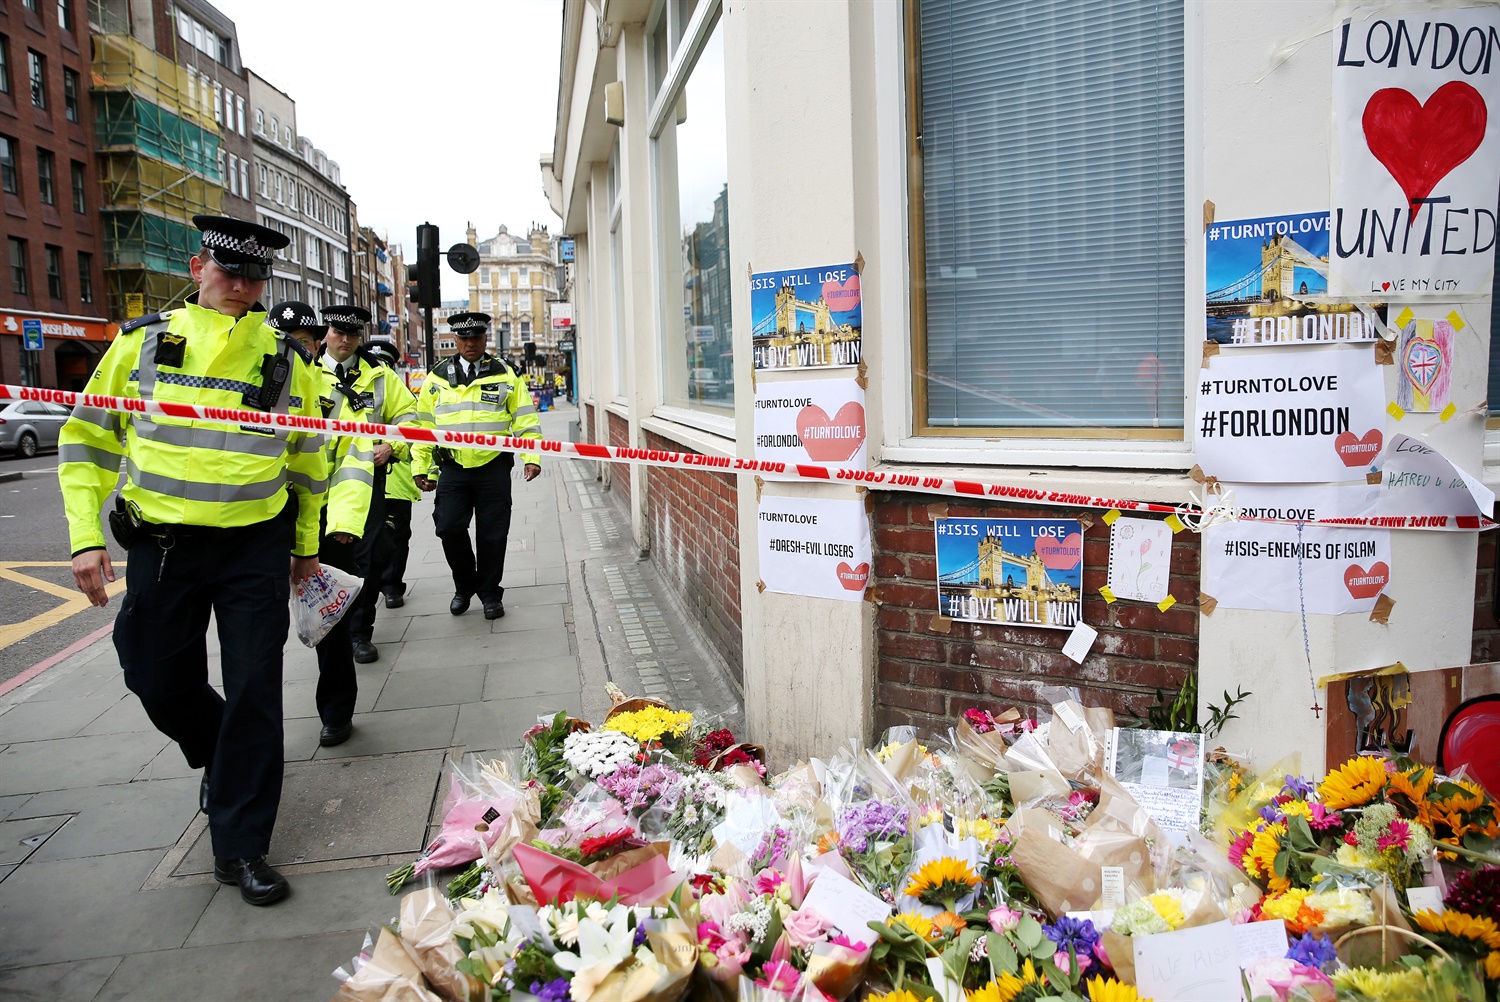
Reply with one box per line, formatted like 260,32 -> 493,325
836,561 -> 870,591
1334,429 -> 1383,467
1382,282 -> 1391,291
1363,82 -> 1487,220
1034,532 -> 1083,571
1344,561 -> 1389,599
821,273 -> 861,312
796,402 -> 866,463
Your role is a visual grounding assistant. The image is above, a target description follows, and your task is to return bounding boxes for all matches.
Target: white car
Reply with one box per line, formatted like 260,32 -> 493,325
0,399 -> 70,458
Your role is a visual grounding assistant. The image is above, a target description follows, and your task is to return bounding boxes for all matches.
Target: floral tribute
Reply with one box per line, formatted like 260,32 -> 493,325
338,695 -> 1500,1002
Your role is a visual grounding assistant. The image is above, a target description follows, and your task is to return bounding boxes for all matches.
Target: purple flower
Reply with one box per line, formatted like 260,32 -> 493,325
1259,804 -> 1285,824
1281,775 -> 1316,799
835,802 -> 909,854
530,977 -> 571,1002
633,924 -> 649,949
1285,932 -> 1337,972
1042,915 -> 1101,958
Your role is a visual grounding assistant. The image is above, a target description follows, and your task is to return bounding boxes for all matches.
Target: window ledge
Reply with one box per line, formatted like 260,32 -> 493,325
650,404 -> 735,443
605,399 -> 630,421
883,436 -> 1196,473
642,409 -> 735,458
872,457 -> 1200,507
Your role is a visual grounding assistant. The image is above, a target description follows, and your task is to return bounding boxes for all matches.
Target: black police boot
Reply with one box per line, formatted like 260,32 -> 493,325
320,720 -> 353,747
199,770 -> 210,814
214,856 -> 290,906
483,600 -> 505,620
450,593 -> 471,615
352,639 -> 378,664
384,592 -> 404,609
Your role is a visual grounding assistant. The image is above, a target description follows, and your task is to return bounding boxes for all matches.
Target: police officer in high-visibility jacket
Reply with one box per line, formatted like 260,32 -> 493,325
362,339 -> 419,610
412,312 -> 540,620
59,215 -> 327,907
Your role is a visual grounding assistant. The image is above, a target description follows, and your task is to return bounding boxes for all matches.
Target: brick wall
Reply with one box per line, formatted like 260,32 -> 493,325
872,497 -> 1200,734
606,410 -> 631,511
1474,530 -> 1498,662
643,431 -> 743,680
584,403 -> 595,444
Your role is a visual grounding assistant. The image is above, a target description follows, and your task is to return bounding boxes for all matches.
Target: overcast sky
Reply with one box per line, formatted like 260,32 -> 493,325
219,0 -> 563,300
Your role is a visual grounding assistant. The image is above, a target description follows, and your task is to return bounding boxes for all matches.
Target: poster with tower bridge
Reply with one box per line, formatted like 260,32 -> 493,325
1206,211 -> 1386,346
750,263 -> 863,370
934,517 -> 1083,630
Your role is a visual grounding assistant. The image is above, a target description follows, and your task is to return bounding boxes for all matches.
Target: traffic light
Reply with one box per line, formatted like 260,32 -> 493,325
524,341 -> 537,366
414,223 -> 440,309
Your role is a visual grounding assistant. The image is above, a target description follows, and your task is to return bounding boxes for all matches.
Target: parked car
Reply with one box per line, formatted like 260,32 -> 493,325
0,399 -> 71,458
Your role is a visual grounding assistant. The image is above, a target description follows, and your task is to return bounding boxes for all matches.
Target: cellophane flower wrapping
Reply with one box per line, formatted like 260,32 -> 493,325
332,927 -> 443,1002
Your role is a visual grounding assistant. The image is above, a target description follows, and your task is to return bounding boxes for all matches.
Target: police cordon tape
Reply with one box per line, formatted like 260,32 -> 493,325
5,383 -> 1492,532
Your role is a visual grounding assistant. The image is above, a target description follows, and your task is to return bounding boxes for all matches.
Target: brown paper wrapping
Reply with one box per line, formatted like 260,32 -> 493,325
333,927 -> 442,1002
1045,702 -> 1113,783
1100,930 -> 1135,985
1005,808 -> 1102,917
955,717 -> 1015,775
588,922 -> 696,1002
710,840 -> 753,881
397,888 -> 486,1002
805,946 -> 870,1001
880,739 -> 925,785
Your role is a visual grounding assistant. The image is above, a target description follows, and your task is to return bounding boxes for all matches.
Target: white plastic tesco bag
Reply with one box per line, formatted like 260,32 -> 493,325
293,565 -> 364,647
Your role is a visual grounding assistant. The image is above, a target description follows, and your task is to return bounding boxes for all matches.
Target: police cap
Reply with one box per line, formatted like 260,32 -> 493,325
448,312 -> 491,338
267,300 -> 322,333
322,304 -> 372,334
193,215 -> 288,281
365,338 -> 400,367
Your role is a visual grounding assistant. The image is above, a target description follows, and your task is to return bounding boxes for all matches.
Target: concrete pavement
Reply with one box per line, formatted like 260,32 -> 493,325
0,402 -> 742,1001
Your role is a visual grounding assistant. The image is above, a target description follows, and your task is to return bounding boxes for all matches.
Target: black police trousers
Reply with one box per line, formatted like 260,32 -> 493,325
381,499 -> 413,600
432,455 -> 513,603
343,466 -> 388,645
115,503 -> 293,860
314,470 -> 385,728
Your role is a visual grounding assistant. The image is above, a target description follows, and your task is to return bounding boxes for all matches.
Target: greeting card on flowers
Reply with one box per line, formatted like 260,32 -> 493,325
799,867 -> 892,947
1105,727 -> 1205,839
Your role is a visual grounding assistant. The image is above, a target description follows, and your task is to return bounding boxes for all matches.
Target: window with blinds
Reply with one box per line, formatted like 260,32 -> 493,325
913,0 -> 1186,434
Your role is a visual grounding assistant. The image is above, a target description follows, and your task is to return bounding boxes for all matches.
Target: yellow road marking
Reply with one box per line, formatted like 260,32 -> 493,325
0,562 -> 126,651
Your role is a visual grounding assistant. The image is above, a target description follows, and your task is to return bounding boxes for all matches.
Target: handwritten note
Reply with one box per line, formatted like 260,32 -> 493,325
1233,918 -> 1288,967
1133,920 -> 1244,1002
800,867 -> 893,947
1062,622 -> 1098,664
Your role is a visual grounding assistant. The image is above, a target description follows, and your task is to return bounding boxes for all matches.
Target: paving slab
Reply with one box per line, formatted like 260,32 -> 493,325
282,677 -> 382,720
176,751 -> 444,874
185,864 -> 399,946
131,743 -> 197,782
308,705 -> 459,759
401,611 -> 505,642
502,584 -> 569,607
91,932 -> 353,1002
0,955 -> 122,1002
284,714 -> 325,763
391,630 -> 571,671
17,664 -> 125,702
372,663 -> 486,711
0,731 -> 170,797
0,815 -> 70,865
72,694 -> 155,736
454,693 -> 582,748
0,849 -> 214,967
490,604 -> 566,633
484,656 -> 584,701
0,794 -> 33,822
16,777 -> 200,862
0,694 -> 121,743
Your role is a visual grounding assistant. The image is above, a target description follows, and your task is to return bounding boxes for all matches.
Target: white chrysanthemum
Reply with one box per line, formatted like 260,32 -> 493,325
562,730 -> 640,777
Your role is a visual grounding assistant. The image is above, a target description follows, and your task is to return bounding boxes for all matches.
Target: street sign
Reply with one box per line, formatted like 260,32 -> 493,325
692,324 -> 715,343
446,243 -> 480,274
559,237 -> 576,262
22,319 -> 43,351
550,302 -> 573,329
558,339 -> 576,353
124,293 -> 145,319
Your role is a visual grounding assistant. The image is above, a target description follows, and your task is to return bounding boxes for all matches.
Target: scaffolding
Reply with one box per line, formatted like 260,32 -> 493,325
91,32 -> 224,317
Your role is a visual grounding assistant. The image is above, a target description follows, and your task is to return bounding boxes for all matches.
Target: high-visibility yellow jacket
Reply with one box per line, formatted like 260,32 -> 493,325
316,351 -> 418,537
411,354 -> 541,476
385,458 -> 420,502
59,298 -> 329,557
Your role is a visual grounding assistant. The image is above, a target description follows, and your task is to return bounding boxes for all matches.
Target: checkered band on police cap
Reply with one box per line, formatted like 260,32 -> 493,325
321,304 -> 371,333
192,215 -> 288,264
448,312 -> 491,335
268,300 -> 319,331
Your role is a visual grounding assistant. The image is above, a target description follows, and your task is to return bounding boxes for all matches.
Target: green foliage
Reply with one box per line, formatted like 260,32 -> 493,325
1133,676 -> 1251,741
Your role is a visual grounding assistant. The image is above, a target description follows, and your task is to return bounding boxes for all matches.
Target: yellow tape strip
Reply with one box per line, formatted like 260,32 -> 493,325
1101,509 -> 1121,525
1100,585 -> 1116,604
1387,401 -> 1406,421
1157,594 -> 1177,613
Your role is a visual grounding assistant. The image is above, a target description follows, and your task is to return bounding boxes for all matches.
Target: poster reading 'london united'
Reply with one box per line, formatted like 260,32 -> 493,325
1206,212 -> 1383,346
750,263 -> 862,370
934,517 -> 1082,630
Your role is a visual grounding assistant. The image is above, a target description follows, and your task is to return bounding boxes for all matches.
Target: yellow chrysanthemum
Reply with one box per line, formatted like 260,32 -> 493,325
967,975 -> 1024,1002
932,911 -> 968,937
602,706 -> 693,743
868,991 -> 925,1002
1317,756 -> 1387,810
903,857 -> 981,906
958,817 -> 1001,844
1281,800 -> 1313,820
1331,966 -> 1426,997
889,912 -> 935,940
1411,909 -> 1500,950
1485,951 -> 1500,980
1145,891 -> 1186,930
1083,976 -> 1152,1002
1386,765 -> 1433,804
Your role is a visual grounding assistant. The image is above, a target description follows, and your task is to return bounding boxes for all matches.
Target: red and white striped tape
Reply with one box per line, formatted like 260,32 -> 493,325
5,383 -> 1489,532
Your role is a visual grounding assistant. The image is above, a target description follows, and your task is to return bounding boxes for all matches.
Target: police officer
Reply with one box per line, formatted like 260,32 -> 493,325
319,317 -> 417,663
362,339 -> 419,610
412,313 -> 541,619
60,216 -> 327,907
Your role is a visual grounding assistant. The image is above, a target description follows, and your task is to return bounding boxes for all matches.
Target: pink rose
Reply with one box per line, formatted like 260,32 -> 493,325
988,905 -> 1022,933
784,907 -> 832,949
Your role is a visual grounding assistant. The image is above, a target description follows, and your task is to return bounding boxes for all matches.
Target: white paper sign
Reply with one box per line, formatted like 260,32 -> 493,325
757,495 -> 872,602
1061,622 -> 1098,664
1107,517 -> 1173,602
1106,728 -> 1205,836
1133,920 -> 1245,1002
800,867 -> 892,947
1233,918 -> 1289,968
1195,348 -> 1388,482
1330,7 -> 1500,300
754,377 -> 867,468
1206,484 -> 1392,615
1377,433 -> 1495,523
1407,886 -> 1445,913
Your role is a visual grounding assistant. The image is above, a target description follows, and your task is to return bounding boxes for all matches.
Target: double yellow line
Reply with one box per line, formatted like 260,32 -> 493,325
0,562 -> 127,650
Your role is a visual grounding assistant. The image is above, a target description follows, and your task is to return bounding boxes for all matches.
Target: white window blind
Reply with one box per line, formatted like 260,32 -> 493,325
918,0 -> 1185,430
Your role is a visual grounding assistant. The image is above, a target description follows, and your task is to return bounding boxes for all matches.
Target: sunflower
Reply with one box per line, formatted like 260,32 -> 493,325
1432,778 -> 1488,815
1485,951 -> 1500,980
1083,976 -> 1152,1002
967,974 -> 1025,1002
931,911 -> 968,937
1317,756 -> 1388,810
904,857 -> 982,909
889,912 -> 936,941
1411,909 -> 1500,951
1386,765 -> 1433,805
868,991 -> 926,1002
1246,822 -> 1289,891
1017,957 -> 1042,986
